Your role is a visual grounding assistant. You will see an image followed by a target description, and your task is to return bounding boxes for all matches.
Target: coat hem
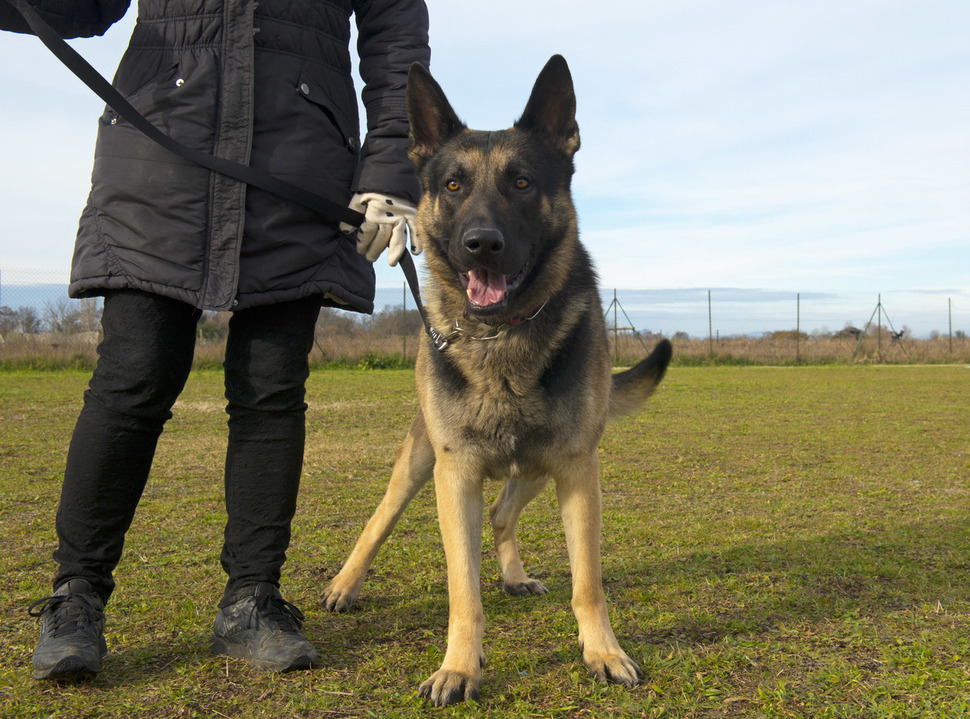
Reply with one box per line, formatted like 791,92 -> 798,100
69,276 -> 374,315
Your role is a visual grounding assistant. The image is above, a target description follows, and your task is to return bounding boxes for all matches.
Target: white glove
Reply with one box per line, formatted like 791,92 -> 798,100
340,192 -> 422,266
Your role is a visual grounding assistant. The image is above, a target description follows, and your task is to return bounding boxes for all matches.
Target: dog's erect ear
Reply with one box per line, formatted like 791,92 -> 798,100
407,63 -> 466,170
515,55 -> 580,158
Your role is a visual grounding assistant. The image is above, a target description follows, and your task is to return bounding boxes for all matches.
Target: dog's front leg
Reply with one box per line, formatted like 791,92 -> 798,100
419,458 -> 486,706
322,412 -> 435,612
555,452 -> 642,687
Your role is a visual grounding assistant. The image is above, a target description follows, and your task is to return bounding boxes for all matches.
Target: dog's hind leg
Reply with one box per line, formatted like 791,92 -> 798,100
322,410 -> 435,612
554,451 -> 642,688
489,476 -> 550,596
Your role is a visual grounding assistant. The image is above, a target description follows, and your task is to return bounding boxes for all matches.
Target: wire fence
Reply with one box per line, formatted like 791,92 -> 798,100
2,266 -> 968,366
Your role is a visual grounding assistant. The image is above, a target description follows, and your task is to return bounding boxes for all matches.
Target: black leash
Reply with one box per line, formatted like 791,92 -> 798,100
5,0 -> 432,334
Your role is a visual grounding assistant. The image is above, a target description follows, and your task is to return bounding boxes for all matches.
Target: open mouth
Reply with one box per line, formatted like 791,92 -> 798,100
460,266 -> 528,311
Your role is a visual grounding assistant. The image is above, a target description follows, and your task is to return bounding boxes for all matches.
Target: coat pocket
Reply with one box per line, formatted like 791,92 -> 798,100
100,59 -> 180,124
295,69 -> 360,157
99,50 -> 218,152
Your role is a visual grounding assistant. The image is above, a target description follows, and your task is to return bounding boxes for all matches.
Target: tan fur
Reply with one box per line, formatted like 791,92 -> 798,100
322,56 -> 672,706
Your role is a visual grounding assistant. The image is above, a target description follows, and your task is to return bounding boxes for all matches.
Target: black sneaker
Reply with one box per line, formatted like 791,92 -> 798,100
211,583 -> 317,672
28,579 -> 108,680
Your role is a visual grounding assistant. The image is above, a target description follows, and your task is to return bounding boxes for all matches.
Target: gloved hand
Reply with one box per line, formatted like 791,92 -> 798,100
340,192 -> 422,266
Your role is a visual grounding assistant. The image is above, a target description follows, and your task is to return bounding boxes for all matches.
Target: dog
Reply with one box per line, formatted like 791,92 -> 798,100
322,55 -> 673,706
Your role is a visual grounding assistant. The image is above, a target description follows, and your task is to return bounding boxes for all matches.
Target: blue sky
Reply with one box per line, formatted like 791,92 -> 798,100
1,0 -> 967,323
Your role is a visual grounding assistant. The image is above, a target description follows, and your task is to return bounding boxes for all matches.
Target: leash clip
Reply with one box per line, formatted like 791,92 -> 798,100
430,323 -> 461,351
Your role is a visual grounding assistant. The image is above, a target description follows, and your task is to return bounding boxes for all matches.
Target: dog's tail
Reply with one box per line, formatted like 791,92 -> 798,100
608,339 -> 673,420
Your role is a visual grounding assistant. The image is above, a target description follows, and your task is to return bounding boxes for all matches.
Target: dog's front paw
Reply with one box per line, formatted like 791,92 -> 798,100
418,667 -> 482,706
583,649 -> 642,688
320,577 -> 360,613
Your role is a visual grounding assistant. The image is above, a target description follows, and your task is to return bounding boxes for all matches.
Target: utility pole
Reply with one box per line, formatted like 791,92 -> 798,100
602,290 -> 650,365
949,298 -> 953,354
708,290 -> 713,361
852,295 -> 906,361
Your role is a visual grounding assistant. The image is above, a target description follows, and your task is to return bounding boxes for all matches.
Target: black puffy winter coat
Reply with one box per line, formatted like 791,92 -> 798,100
2,0 -> 430,312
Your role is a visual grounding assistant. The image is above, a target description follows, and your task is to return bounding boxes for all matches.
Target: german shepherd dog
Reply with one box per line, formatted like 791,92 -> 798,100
322,55 -> 672,706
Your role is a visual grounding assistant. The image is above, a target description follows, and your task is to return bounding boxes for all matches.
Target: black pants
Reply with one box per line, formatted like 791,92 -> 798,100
52,290 -> 323,605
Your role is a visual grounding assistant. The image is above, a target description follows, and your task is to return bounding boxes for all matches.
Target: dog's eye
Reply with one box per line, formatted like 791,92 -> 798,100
514,177 -> 531,190
445,179 -> 461,193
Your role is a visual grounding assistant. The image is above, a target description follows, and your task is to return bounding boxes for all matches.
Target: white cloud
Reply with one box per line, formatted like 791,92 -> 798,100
2,1 -> 968,314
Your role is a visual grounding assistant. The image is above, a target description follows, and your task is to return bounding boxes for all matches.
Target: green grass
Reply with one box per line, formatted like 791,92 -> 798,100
1,365 -> 969,717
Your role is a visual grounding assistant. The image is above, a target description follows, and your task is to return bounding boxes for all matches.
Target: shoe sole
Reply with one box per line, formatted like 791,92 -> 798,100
32,654 -> 103,681
211,636 -> 316,672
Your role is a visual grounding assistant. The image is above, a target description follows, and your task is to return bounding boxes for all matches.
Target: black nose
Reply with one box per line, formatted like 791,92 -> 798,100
461,227 -> 505,257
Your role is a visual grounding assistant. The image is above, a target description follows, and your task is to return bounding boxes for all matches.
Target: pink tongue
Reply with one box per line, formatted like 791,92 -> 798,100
466,269 -> 507,306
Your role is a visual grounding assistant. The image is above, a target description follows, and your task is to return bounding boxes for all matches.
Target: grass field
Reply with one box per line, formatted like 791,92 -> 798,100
1,365 -> 969,717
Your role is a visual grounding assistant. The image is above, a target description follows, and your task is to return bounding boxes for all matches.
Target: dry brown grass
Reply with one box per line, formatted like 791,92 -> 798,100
612,331 -> 970,366
3,326 -> 969,370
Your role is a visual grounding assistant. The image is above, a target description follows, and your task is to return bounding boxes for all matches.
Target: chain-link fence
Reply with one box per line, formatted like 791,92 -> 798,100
2,266 -> 968,366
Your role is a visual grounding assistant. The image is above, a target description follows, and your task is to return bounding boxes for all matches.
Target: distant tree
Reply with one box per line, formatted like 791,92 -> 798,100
0,306 -> 43,334
834,325 -> 863,340
769,330 -> 808,342
77,298 -> 101,331
316,307 -> 362,335
197,310 -> 229,341
369,306 -> 424,336
18,306 -> 42,333
43,298 -> 101,334
0,306 -> 14,334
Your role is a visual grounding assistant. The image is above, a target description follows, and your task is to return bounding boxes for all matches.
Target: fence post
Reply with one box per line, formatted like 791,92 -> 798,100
708,290 -> 713,361
796,292 -> 801,363
878,293 -> 883,361
613,289 -> 619,365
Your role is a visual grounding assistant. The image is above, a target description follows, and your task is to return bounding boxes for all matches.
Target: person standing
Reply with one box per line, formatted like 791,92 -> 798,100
1,0 -> 429,679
